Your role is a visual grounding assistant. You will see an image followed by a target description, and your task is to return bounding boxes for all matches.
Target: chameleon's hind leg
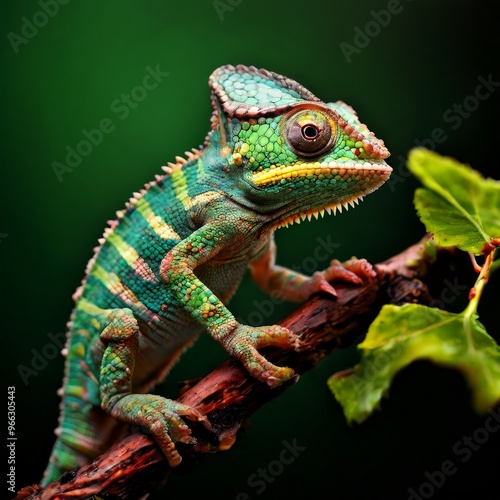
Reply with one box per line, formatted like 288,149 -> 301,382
99,307 -> 208,466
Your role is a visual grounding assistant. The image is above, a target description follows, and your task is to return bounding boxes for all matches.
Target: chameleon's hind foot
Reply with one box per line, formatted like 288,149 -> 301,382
109,394 -> 210,467
98,308 -> 211,467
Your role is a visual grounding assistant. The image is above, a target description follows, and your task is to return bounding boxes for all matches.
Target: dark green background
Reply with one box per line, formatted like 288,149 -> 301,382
2,1 -> 499,498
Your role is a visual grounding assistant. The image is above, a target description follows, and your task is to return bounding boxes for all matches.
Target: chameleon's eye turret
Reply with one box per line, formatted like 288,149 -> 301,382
284,107 -> 336,157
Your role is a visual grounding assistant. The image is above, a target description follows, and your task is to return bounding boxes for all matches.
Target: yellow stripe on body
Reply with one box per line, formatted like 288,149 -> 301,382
170,168 -> 190,209
77,294 -> 161,336
135,198 -> 181,240
91,264 -> 147,310
77,297 -> 108,316
106,232 -> 158,282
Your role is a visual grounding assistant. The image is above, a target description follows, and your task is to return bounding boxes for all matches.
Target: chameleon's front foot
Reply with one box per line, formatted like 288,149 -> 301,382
221,323 -> 299,389
325,257 -> 376,284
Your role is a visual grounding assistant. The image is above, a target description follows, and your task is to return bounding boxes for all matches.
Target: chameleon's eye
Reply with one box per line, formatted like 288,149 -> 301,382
285,108 -> 336,157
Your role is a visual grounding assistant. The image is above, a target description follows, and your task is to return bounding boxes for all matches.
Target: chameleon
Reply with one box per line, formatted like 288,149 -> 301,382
42,64 -> 391,485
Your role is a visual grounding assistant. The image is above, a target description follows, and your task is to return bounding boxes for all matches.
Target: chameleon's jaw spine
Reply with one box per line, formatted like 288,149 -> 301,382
274,194 -> 365,229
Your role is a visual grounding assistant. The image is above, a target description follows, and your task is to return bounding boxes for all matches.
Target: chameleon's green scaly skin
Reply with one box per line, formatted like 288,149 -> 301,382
42,65 -> 391,485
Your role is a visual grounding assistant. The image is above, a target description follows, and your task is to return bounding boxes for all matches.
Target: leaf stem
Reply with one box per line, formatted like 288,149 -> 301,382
468,253 -> 483,273
464,250 -> 495,318
460,249 -> 495,362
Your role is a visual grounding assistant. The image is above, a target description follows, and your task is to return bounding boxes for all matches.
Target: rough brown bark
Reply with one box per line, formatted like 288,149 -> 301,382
17,238 -> 434,500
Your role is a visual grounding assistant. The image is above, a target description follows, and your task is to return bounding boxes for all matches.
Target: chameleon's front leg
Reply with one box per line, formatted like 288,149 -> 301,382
159,223 -> 298,389
249,236 -> 376,302
98,308 -> 208,467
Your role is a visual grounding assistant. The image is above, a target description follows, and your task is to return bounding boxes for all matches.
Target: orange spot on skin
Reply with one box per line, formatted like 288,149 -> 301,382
232,153 -> 242,165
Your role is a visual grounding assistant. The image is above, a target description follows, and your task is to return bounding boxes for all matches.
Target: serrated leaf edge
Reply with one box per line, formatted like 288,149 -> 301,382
409,150 -> 491,245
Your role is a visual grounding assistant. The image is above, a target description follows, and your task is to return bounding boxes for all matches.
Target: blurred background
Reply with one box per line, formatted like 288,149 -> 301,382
1,0 -> 499,498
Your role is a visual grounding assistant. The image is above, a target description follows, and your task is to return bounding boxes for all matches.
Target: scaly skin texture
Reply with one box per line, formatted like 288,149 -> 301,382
42,64 -> 392,485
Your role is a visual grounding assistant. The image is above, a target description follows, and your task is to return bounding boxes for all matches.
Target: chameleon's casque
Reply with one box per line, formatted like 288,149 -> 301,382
42,64 -> 391,485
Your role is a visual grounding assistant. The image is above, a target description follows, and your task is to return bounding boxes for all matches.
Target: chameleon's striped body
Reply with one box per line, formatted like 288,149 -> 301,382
46,162 -> 201,474
42,65 -> 392,485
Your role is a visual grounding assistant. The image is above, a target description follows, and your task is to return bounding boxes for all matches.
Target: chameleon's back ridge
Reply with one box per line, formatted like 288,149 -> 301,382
42,64 -> 391,485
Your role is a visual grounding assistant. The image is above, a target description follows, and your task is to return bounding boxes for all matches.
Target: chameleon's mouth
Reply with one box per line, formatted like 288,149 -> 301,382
253,159 -> 392,229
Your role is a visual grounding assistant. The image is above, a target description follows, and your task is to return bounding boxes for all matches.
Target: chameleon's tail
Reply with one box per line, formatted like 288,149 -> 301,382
42,437 -> 87,486
42,398 -> 124,486
41,302 -> 125,486
41,404 -> 101,486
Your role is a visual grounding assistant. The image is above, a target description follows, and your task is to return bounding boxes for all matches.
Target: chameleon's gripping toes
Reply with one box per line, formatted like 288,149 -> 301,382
42,65 -> 391,484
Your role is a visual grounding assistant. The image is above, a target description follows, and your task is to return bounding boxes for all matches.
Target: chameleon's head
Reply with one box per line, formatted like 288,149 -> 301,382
206,65 -> 391,227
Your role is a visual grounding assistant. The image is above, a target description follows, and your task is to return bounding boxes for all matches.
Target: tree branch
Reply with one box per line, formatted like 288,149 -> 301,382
17,238 -> 434,500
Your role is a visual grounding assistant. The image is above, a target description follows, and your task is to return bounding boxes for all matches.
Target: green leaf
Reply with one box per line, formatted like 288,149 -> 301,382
328,303 -> 500,424
408,148 -> 500,254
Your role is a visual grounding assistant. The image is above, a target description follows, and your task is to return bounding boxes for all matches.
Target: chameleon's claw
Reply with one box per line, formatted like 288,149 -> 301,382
309,271 -> 339,298
184,408 -> 214,432
264,375 -> 279,388
179,435 -> 197,444
162,440 -> 182,467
